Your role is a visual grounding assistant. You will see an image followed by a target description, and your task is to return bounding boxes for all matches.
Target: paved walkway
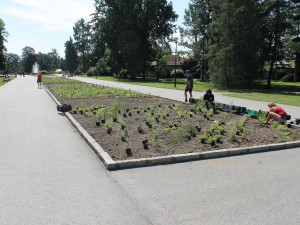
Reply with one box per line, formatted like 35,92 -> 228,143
70,76 -> 300,120
1,76 -> 300,224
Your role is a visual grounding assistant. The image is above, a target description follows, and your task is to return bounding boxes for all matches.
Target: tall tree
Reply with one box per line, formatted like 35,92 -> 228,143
64,37 -> 78,73
73,18 -> 91,73
207,0 -> 260,89
0,18 -> 9,71
97,0 -> 177,79
5,53 -> 21,73
259,0 -> 291,88
21,46 -> 36,73
179,0 -> 212,81
287,0 -> 300,82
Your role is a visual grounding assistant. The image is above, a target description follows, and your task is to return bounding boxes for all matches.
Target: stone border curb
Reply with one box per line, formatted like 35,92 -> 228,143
43,84 -> 300,170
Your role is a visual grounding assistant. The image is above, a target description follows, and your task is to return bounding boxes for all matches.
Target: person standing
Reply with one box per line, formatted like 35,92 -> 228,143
37,72 -> 42,89
184,70 -> 193,102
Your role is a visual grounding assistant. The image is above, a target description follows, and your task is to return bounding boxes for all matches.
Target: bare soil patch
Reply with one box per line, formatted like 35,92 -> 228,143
48,87 -> 300,161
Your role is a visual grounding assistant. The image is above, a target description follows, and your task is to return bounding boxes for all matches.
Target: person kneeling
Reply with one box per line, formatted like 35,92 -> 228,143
203,89 -> 216,113
265,102 -> 287,124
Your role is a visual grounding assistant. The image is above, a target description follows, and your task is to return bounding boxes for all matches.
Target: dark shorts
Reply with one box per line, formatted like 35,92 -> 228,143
37,79 -> 41,83
185,86 -> 193,92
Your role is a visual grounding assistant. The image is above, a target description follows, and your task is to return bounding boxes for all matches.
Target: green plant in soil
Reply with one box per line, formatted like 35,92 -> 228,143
207,108 -> 214,117
238,115 -> 248,132
242,127 -> 248,139
49,84 -> 149,99
279,132 -> 292,140
277,124 -> 289,131
272,121 -> 281,128
119,119 -> 126,130
85,111 -> 93,117
258,111 -> 267,125
201,106 -> 207,116
105,119 -> 113,133
173,103 -> 180,111
121,129 -> 128,142
230,128 -> 237,141
150,128 -> 163,147
176,110 -> 192,120
111,102 -> 119,119
71,109 -> 77,114
137,124 -> 143,133
147,113 -> 154,125
199,135 -> 208,143
78,108 -> 84,114
97,108 -> 107,121
219,125 -> 226,134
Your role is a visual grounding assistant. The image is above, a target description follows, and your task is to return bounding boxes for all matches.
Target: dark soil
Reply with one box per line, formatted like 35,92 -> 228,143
50,94 -> 300,161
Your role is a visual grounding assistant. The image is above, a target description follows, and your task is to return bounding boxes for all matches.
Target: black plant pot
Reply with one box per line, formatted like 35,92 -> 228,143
138,128 -> 143,133
204,115 -> 207,118
118,110 -> 121,114
148,124 -> 152,128
190,114 -> 193,117
101,119 -> 105,124
129,112 -> 132,116
107,130 -> 111,134
122,137 -> 126,142
123,113 -> 127,117
113,118 -> 117,122
80,111 -> 83,115
148,107 -> 150,110
121,125 -> 125,130
125,148 -> 132,156
73,111 -> 77,114
207,117 -> 209,120
159,105 -> 161,107
126,109 -> 129,113
143,144 -> 148,150
201,139 -> 206,144
210,141 -> 215,146
191,133 -> 196,137
167,114 -> 170,117
96,121 -> 100,126
146,121 -> 149,126
142,139 -> 148,145
93,111 -> 96,115
137,111 -> 140,114
144,110 -> 147,112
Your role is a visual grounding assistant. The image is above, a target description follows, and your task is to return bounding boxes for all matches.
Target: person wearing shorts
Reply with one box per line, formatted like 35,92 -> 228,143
184,70 -> 193,102
37,72 -> 42,89
265,102 -> 287,124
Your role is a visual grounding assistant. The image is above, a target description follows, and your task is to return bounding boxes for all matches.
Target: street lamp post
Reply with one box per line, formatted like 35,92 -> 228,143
174,41 -> 177,88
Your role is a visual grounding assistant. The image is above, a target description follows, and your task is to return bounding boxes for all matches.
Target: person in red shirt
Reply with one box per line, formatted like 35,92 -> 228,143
265,102 -> 287,124
37,72 -> 42,89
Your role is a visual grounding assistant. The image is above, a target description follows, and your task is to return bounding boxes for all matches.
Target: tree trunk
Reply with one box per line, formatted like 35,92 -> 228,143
295,52 -> 300,82
267,5 -> 280,89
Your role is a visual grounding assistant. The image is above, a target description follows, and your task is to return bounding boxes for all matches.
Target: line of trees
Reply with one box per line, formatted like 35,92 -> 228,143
180,0 -> 300,89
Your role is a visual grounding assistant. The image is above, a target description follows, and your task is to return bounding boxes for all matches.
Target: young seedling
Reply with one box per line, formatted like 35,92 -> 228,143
111,102 -> 119,121
105,119 -> 113,134
230,128 -> 237,141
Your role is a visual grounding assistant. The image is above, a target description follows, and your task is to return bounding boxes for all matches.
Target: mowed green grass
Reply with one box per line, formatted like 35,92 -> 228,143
224,92 -> 300,106
0,76 -> 15,86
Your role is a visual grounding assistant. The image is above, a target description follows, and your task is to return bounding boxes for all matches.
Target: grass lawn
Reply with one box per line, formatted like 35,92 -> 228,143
0,76 -> 15,87
224,92 -> 300,107
78,75 -> 223,92
78,75 -> 300,106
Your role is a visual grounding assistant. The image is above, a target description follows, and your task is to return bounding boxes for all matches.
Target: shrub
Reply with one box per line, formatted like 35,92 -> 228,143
170,69 -> 185,78
86,67 -> 98,76
280,74 -> 294,82
40,70 -> 48,74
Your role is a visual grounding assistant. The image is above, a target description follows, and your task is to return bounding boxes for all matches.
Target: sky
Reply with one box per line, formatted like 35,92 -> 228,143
1,0 -> 191,58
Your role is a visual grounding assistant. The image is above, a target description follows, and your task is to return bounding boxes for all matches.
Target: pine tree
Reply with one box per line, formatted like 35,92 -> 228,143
208,0 -> 260,89
179,0 -> 212,80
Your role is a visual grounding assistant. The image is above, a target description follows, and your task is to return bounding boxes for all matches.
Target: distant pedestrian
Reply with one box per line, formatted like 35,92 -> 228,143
23,71 -> 25,77
265,102 -> 287,124
184,70 -> 193,102
203,88 -> 216,113
37,72 -> 42,89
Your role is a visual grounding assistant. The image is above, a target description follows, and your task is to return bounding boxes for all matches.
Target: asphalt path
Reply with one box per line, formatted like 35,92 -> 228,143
1,76 -> 300,224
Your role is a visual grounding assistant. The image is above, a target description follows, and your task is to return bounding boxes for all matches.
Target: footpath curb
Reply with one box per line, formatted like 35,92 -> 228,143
43,84 -> 300,170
